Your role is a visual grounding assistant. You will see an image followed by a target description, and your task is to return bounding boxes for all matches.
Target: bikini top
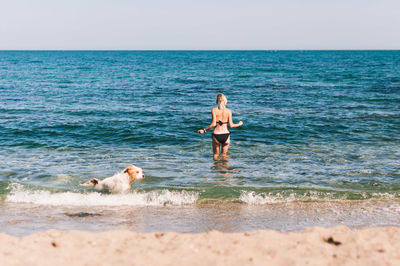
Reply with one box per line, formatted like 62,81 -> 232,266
217,120 -> 228,126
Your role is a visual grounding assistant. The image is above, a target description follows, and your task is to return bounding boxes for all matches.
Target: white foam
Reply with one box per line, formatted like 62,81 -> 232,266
5,183 -> 198,206
239,191 -> 298,204
239,190 -> 338,204
239,190 -> 400,205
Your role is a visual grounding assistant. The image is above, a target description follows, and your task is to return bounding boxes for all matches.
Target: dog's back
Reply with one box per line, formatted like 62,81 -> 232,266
97,172 -> 131,193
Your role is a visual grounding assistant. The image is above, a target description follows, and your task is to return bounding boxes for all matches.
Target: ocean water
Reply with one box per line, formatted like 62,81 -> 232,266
0,50 -> 399,235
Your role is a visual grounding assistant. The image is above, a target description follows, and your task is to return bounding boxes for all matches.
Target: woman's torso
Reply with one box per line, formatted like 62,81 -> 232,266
213,107 -> 230,134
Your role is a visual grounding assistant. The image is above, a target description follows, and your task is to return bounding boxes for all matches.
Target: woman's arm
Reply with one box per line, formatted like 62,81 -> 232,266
228,109 -> 243,128
198,109 -> 217,134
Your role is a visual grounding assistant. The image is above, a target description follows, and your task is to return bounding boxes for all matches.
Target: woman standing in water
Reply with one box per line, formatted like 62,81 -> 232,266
198,93 -> 243,159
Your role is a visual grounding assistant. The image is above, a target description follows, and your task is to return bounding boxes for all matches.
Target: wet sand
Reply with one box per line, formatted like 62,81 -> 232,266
1,226 -> 400,265
2,200 -> 400,236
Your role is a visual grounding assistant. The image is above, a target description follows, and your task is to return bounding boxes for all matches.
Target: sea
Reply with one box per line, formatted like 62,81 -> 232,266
0,50 -> 399,236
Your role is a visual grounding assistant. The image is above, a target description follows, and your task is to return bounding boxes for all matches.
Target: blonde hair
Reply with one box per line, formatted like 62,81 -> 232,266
216,93 -> 227,109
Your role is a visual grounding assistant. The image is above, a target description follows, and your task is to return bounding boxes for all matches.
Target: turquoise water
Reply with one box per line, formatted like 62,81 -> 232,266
0,51 -> 399,234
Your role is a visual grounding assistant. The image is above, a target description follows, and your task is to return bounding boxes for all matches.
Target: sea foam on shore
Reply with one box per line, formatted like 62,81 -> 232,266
5,183 -> 198,206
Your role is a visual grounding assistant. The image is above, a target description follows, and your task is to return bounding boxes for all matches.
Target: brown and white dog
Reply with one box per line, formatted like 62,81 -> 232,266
81,165 -> 144,193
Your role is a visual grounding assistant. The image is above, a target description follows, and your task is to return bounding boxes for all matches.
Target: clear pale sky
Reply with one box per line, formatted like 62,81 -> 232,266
1,0 -> 399,50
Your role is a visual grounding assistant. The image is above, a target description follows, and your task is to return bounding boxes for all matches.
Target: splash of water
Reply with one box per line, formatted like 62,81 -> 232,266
5,183 -> 198,206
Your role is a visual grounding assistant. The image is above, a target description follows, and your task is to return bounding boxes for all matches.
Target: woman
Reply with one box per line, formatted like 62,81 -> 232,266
198,93 -> 243,159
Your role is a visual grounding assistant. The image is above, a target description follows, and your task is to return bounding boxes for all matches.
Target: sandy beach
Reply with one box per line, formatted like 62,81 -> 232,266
1,226 -> 399,265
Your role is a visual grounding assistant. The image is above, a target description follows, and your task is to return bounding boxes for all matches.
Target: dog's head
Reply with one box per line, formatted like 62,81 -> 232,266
124,165 -> 144,184
80,178 -> 100,187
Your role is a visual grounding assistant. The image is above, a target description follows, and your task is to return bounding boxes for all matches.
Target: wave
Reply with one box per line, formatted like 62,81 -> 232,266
5,183 -> 198,207
173,78 -> 208,84
4,183 -> 400,207
239,190 -> 400,205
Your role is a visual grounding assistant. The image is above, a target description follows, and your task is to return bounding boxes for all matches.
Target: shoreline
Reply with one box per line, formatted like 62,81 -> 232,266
2,200 -> 400,237
1,226 -> 400,265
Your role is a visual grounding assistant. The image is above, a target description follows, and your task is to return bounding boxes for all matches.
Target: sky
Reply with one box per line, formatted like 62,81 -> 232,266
0,0 -> 399,50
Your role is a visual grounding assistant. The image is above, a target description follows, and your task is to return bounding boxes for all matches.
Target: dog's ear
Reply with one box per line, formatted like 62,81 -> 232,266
90,178 -> 99,185
124,166 -> 133,173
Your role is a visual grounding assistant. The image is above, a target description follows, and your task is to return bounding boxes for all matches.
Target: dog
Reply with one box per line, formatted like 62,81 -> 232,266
81,165 -> 144,193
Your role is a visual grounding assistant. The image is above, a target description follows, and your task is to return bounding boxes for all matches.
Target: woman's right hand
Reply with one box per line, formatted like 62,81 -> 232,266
198,129 -> 205,134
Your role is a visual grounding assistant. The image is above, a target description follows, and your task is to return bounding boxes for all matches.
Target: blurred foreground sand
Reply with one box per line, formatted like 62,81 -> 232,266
1,226 -> 399,265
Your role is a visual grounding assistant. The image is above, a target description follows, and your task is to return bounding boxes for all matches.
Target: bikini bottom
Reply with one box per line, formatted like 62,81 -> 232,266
212,133 -> 230,144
